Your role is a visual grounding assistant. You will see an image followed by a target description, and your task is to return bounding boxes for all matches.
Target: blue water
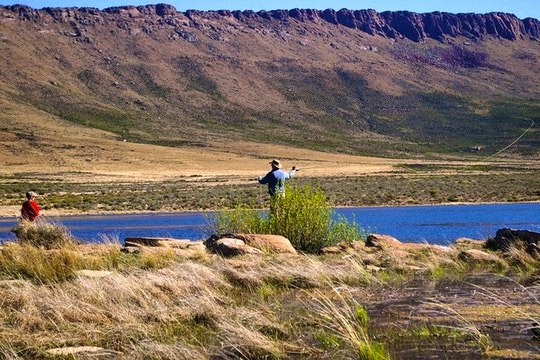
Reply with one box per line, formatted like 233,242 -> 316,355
0,203 -> 538,245
336,203 -> 540,245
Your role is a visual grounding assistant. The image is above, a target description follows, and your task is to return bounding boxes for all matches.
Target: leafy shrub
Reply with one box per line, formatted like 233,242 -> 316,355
11,220 -> 75,249
212,185 -> 362,253
211,206 -> 266,235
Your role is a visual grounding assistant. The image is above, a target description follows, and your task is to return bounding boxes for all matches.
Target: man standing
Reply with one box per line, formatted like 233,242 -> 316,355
21,191 -> 40,221
258,159 -> 297,196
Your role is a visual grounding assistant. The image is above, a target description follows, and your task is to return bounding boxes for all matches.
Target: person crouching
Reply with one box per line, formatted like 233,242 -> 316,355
21,191 -> 40,222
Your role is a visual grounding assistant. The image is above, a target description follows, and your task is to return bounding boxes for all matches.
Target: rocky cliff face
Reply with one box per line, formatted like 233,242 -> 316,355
1,4 -> 539,43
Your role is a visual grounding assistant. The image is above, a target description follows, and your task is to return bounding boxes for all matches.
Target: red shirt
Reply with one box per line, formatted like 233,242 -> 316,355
21,200 -> 40,221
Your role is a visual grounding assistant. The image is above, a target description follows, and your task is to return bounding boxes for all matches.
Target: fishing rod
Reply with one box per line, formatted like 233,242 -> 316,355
483,119 -> 535,161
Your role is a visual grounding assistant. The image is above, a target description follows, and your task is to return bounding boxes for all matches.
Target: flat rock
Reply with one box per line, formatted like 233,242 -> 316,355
212,237 -> 264,257
124,237 -> 196,248
232,234 -> 297,254
46,346 -> 122,358
76,270 -> 113,278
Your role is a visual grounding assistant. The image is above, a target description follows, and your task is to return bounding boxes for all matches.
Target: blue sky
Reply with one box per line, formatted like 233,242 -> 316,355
1,0 -> 539,19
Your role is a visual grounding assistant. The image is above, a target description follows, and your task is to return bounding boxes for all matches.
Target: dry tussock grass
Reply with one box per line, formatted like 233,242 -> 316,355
0,239 -> 537,358
11,220 -> 75,249
0,249 -> 377,357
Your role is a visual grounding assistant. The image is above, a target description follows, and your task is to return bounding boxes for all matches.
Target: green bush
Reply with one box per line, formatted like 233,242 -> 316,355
211,206 -> 266,235
212,185 -> 362,253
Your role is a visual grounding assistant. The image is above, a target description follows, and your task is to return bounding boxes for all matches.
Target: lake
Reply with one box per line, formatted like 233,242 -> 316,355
0,202 -> 538,245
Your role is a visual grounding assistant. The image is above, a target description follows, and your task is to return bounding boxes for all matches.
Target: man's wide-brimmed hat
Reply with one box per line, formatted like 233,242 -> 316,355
270,159 -> 282,168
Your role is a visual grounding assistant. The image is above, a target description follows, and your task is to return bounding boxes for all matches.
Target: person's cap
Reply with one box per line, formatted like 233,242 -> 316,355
26,191 -> 36,198
270,159 -> 282,168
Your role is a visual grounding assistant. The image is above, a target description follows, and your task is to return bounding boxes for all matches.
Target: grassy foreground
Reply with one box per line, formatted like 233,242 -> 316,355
0,227 -> 539,359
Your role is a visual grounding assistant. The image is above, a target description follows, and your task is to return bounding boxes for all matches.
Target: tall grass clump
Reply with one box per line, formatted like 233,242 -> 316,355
423,299 -> 494,354
0,243 -> 81,283
2,220 -> 80,282
213,185 -> 362,253
11,219 -> 75,249
308,288 -> 389,359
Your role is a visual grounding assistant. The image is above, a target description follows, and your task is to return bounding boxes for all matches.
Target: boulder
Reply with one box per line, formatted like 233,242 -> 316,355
204,235 -> 263,257
122,237 -> 206,257
350,240 -> 366,251
320,246 -> 341,254
232,234 -> 297,254
453,237 -> 486,249
485,228 -> 540,252
365,234 -> 403,249
366,234 -> 428,250
205,234 -> 297,256
365,234 -> 457,260
321,240 -> 365,254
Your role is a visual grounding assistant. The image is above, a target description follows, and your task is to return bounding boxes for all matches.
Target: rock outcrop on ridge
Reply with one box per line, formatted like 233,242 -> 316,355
1,4 -> 539,43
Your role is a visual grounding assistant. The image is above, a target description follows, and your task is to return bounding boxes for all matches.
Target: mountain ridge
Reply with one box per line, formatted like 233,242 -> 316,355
0,4 -> 539,162
3,5 -> 540,43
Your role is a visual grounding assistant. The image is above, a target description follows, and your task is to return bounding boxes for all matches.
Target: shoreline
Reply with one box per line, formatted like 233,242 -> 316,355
1,200 -> 538,219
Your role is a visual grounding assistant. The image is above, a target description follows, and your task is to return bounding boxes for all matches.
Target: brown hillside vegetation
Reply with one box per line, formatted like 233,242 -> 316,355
0,96 -> 399,179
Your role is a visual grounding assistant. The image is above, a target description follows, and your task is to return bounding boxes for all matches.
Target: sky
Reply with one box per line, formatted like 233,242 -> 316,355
0,0 -> 539,20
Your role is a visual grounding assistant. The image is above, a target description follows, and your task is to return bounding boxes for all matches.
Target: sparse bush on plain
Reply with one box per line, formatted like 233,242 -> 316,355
1,169 -> 538,213
212,185 -> 363,253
